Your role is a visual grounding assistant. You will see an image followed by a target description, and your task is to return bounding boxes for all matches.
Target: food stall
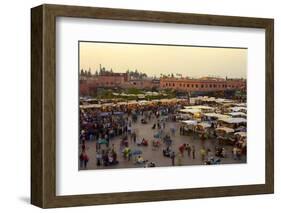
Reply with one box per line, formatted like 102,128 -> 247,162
178,108 -> 201,120
184,105 -> 215,113
234,132 -> 247,154
215,127 -> 235,145
180,120 -> 198,134
218,117 -> 247,129
203,113 -> 230,123
195,122 -> 212,139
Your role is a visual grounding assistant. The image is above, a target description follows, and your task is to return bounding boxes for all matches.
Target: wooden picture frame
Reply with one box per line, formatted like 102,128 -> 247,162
31,4 -> 274,208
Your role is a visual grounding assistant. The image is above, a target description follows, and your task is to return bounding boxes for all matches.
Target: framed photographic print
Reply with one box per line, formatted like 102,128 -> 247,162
31,4 -> 274,208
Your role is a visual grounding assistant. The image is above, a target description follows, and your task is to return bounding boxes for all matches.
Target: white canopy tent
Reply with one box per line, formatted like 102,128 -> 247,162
180,120 -> 198,125
138,100 -> 149,105
79,104 -> 102,109
234,103 -> 247,107
196,122 -> 212,129
184,105 -> 214,110
218,117 -> 247,124
229,106 -> 247,112
227,112 -> 247,118
215,127 -> 235,133
179,108 -> 201,114
204,113 -> 230,119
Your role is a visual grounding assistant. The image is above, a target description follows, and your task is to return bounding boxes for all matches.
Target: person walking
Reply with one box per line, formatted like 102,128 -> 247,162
232,147 -> 238,160
132,131 -> 137,144
79,151 -> 84,169
179,144 -> 186,156
105,133 -> 109,147
83,152 -> 89,169
127,148 -> 132,161
171,151 -> 175,166
200,147 -> 206,162
96,149 -> 102,166
176,152 -> 182,166
186,144 -> 191,158
112,149 -> 118,163
192,145 -> 196,160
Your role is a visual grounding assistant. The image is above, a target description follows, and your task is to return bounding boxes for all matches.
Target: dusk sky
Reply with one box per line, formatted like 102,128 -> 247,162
79,42 -> 247,79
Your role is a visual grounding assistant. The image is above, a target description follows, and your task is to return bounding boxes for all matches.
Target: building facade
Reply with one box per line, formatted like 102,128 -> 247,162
160,77 -> 246,92
124,79 -> 160,89
79,71 -> 246,96
79,72 -> 159,96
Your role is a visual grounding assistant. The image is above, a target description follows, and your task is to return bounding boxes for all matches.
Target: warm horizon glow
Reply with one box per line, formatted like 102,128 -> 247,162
79,42 -> 247,79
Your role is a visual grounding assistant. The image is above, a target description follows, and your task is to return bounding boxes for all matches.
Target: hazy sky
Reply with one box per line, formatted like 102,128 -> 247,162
79,42 -> 247,78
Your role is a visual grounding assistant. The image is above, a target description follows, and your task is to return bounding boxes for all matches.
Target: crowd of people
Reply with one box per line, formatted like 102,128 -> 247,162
79,103 -> 181,169
79,101 -> 246,169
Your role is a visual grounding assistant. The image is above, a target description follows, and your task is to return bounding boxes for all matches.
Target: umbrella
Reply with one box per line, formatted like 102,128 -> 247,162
113,111 -> 124,115
98,139 -> 108,144
154,132 -> 160,139
235,126 -> 246,132
99,112 -> 111,117
132,149 -> 142,155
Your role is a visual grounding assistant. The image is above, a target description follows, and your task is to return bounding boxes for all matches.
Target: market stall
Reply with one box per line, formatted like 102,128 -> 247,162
180,120 -> 198,134
215,127 -> 235,145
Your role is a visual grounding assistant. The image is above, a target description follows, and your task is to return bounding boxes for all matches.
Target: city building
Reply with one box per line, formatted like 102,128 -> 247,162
160,77 -> 246,92
124,79 -> 160,90
79,66 -> 246,96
